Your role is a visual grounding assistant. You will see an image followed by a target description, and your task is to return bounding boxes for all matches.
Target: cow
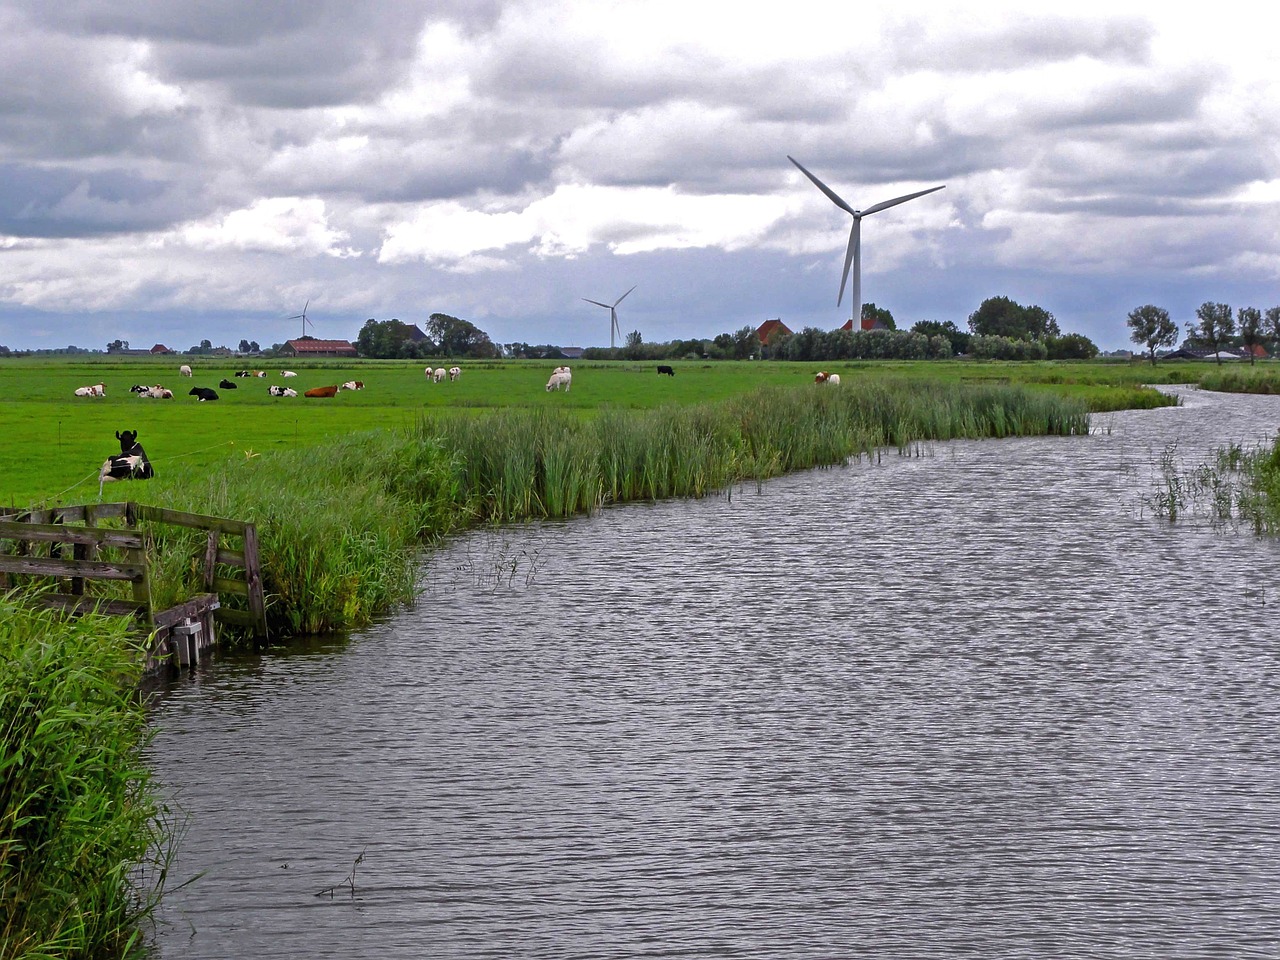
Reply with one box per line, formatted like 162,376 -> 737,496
189,387 -> 219,401
235,370 -> 253,377
254,370 -> 266,377
179,364 -> 192,377
448,367 -> 461,381
99,429 -> 154,484
828,374 -> 841,385
219,378 -> 238,389
546,367 -> 572,392
657,365 -> 675,376
144,385 -> 173,399
305,385 -> 339,398
75,383 -> 105,397
814,371 -> 829,383
130,384 -> 150,394
269,386 -> 298,397
432,368 -> 446,383
281,370 -> 297,377
815,372 -> 841,385
339,380 -> 364,391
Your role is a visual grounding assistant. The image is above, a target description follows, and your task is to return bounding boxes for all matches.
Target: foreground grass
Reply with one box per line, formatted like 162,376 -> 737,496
0,596 -> 170,960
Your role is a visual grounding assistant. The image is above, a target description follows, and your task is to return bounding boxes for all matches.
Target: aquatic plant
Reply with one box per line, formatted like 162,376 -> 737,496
0,594 -> 172,960
1148,436 -> 1280,534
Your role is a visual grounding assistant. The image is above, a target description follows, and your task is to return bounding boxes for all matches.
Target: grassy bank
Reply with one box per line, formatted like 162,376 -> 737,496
0,596 -> 170,960
136,378 -> 1090,634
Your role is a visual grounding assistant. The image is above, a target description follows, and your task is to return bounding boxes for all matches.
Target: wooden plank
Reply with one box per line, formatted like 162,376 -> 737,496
45,502 -> 131,522
242,523 -> 268,639
211,576 -> 250,596
203,530 -> 219,591
0,521 -> 145,550
133,503 -> 248,536
126,526 -> 153,624
214,607 -> 259,627
37,594 -> 146,618
0,555 -> 146,581
153,593 -> 220,630
214,547 -> 247,568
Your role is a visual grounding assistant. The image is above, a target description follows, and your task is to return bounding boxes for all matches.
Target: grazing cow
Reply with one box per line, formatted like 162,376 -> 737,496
305,385 -> 339,398
657,365 -> 675,376
99,429 -> 154,484
179,364 -> 192,377
814,372 -> 829,383
546,367 -> 572,392
269,385 -> 298,397
448,366 -> 461,381
828,373 -> 841,385
281,370 -> 297,377
189,387 -> 219,401
432,368 -> 446,383
339,380 -> 364,391
219,378 -> 238,389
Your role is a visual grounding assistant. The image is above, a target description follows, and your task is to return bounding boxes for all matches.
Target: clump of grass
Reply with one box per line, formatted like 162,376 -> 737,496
1149,435 -> 1280,534
1197,370 -> 1280,395
0,592 -> 172,959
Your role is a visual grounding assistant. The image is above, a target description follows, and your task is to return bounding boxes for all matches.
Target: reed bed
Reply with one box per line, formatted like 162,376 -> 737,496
1151,437 -> 1280,534
1196,369 -> 1280,395
0,595 -> 171,960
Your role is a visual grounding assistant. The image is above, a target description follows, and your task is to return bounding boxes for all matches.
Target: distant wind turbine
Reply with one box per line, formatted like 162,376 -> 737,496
287,300 -> 314,338
788,156 -> 944,326
582,286 -> 636,350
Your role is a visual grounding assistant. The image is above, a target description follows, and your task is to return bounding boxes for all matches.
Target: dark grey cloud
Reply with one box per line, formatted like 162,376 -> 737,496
0,163 -> 198,236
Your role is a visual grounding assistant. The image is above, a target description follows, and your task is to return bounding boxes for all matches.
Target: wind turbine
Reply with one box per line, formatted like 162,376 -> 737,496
788,156 -> 944,327
582,286 -> 636,350
288,300 -> 314,338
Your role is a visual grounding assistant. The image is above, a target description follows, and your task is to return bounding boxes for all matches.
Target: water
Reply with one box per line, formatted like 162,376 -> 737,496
147,386 -> 1280,959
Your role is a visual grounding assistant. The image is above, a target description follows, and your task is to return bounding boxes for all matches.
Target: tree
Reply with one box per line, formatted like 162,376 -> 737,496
1126,304 -> 1178,366
1238,306 -> 1263,365
968,296 -> 1060,341
1045,332 -> 1098,360
731,326 -> 761,360
426,313 -> 497,358
106,339 -> 129,353
624,329 -> 643,359
911,319 -> 969,355
1188,301 -> 1234,365
1266,307 -> 1280,351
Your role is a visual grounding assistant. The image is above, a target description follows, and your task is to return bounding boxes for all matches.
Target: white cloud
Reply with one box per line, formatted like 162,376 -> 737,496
178,197 -> 359,257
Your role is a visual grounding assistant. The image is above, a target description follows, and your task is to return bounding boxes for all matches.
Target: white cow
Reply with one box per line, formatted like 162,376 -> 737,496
269,385 -> 298,397
827,373 -> 841,385
74,384 -> 104,397
281,370 -> 297,377
448,366 -> 461,381
179,364 -> 192,377
546,367 -> 572,392
432,368 -> 446,383
145,385 -> 173,399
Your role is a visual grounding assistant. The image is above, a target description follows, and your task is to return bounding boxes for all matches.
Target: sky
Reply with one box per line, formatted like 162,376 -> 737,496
0,0 -> 1278,353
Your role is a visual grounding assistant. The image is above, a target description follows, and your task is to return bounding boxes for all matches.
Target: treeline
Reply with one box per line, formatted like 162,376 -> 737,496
1128,302 -> 1280,365
357,314 -> 499,359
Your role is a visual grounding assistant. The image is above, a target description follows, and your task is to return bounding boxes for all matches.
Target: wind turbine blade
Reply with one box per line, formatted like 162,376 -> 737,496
582,298 -> 611,309
861,185 -> 946,217
788,156 -> 856,216
613,285 -> 637,308
837,221 -> 858,307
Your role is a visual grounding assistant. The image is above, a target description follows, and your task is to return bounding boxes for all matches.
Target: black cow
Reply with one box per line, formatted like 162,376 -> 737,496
99,429 -> 154,483
657,365 -> 675,376
189,387 -> 219,401
235,370 -> 252,377
219,378 -> 238,389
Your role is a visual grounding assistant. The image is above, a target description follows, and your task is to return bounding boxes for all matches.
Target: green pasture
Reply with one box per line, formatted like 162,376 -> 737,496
0,355 -> 1188,505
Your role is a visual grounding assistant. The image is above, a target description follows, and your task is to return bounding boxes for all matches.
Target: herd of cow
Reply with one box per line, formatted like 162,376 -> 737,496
73,368 -> 369,403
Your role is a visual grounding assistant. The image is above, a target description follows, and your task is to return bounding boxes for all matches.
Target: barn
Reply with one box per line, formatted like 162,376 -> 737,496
281,338 -> 359,359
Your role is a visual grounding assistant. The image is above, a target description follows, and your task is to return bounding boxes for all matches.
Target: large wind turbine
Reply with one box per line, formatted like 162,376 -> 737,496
788,156 -> 944,326
582,285 -> 636,350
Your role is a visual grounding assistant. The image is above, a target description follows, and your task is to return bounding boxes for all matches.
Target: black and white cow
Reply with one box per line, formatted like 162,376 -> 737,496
189,387 -> 219,401
99,429 -> 154,484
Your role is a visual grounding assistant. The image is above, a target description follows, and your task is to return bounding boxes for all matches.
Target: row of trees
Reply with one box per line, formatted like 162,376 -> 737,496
356,315 -> 499,359
1127,302 -> 1280,365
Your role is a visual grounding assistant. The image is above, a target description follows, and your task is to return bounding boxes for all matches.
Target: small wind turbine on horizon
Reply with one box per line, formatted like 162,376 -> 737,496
582,286 -> 636,350
287,300 -> 314,338
788,156 -> 945,326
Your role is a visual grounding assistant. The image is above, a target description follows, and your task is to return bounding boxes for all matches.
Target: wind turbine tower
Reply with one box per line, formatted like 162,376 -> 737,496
788,156 -> 944,327
582,286 -> 636,350
288,300 -> 314,338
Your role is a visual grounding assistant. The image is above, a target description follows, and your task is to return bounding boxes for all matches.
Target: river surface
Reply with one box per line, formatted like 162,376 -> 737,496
147,386 -> 1280,959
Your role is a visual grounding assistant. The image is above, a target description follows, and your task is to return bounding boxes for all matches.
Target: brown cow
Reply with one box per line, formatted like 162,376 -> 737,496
305,385 -> 339,398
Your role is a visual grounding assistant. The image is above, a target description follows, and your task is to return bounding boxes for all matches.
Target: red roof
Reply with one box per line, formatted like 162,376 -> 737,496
756,318 -> 792,343
285,339 -> 358,355
840,317 -> 889,332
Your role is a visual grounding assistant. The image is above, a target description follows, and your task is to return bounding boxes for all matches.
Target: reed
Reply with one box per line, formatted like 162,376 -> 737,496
0,594 -> 172,960
1197,369 -> 1280,395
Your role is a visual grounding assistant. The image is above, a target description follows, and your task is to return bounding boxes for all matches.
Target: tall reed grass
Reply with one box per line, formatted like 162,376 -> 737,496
1150,436 -> 1280,534
0,594 -> 171,960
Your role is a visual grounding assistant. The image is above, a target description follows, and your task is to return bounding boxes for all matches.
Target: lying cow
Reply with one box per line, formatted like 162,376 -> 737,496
281,370 -> 297,377
129,384 -> 151,394
141,385 -> 173,399
305,385 -> 339,398
219,378 -> 238,389
657,365 -> 675,376
235,370 -> 253,377
75,383 -> 106,397
189,387 -> 219,401
99,429 -> 154,483
268,385 -> 298,397
339,380 -> 364,391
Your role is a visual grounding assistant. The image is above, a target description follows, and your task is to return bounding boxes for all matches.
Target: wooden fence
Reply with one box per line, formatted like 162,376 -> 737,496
0,501 -> 268,651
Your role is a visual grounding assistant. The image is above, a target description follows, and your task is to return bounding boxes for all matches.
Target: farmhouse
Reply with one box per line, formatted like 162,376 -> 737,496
840,317 -> 891,332
150,344 -> 175,354
281,338 -> 359,358
756,318 -> 792,343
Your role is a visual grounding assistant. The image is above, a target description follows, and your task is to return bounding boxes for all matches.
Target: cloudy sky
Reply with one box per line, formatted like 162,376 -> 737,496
0,0 -> 1277,352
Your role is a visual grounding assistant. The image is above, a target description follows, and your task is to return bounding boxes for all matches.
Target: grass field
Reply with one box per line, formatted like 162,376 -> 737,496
0,355 -> 1191,506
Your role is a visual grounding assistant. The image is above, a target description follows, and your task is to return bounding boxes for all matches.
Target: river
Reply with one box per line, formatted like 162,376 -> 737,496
147,385 -> 1280,959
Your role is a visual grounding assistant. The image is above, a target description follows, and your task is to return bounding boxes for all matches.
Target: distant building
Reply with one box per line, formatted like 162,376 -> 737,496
282,338 -> 358,358
560,347 -> 585,359
840,317 -> 890,332
404,324 -> 429,342
756,318 -> 792,343
150,344 -> 174,354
